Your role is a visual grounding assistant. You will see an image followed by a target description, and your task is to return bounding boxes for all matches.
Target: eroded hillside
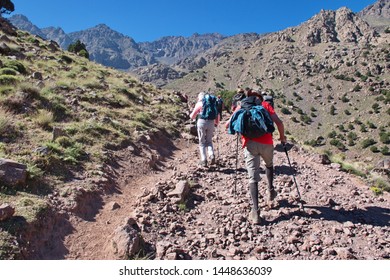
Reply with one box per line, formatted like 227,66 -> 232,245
0,19 -> 187,259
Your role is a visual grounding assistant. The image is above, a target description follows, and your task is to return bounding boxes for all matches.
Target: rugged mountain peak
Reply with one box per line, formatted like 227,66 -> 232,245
359,0 -> 390,18
8,14 -> 46,38
291,7 -> 377,46
71,23 -> 135,42
358,0 -> 390,32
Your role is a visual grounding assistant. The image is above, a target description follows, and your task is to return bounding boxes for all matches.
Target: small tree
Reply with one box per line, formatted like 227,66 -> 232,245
0,0 -> 14,15
68,40 -> 90,59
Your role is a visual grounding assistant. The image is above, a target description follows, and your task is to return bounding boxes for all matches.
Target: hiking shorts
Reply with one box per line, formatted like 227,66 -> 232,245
244,140 -> 274,183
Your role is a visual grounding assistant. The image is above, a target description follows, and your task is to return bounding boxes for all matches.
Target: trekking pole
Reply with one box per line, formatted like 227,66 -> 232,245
234,134 -> 239,196
216,126 -> 220,162
283,143 -> 305,212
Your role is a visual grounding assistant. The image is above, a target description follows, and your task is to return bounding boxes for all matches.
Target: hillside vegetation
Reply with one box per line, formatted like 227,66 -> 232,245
0,20 -> 185,259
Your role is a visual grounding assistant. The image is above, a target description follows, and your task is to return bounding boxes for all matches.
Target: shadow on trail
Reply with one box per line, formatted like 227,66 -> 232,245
0,211 -> 74,259
268,199 -> 390,227
275,164 -> 301,176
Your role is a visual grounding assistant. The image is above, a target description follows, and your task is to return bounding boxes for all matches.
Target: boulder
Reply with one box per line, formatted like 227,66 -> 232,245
32,72 -> 43,80
110,218 -> 144,259
0,158 -> 28,186
167,180 -> 190,203
0,204 -> 15,221
0,42 -> 11,55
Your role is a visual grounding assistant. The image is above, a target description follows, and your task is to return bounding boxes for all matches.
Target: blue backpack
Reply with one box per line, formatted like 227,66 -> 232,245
200,94 -> 218,120
228,96 -> 275,138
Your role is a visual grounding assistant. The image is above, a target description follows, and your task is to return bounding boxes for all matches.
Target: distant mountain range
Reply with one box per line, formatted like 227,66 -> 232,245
9,14 -> 226,70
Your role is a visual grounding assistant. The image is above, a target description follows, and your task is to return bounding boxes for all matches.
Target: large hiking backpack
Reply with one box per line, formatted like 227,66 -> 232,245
228,96 -> 275,138
200,94 -> 218,120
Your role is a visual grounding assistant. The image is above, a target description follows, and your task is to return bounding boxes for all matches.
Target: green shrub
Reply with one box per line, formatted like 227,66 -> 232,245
328,130 -> 337,138
19,84 -> 41,99
372,103 -> 380,113
0,74 -> 19,85
281,107 -> 291,114
0,67 -> 18,76
341,94 -> 349,103
78,49 -> 89,59
370,186 -> 383,196
3,61 -> 27,74
381,146 -> 389,155
330,105 -> 336,115
370,146 -> 379,153
352,84 -> 362,92
330,139 -> 346,151
361,138 -> 376,148
0,111 -> 12,138
34,109 -> 54,130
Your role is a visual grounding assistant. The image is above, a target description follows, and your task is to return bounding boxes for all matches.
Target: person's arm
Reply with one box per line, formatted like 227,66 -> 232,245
271,113 -> 286,143
190,102 -> 202,120
224,105 -> 240,129
214,113 -> 220,126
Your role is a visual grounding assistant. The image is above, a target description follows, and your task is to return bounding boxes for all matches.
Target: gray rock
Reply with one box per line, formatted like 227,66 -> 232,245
0,158 -> 28,186
0,42 -> 11,55
0,204 -> 15,221
110,218 -> 144,259
32,72 -> 43,80
167,180 -> 190,203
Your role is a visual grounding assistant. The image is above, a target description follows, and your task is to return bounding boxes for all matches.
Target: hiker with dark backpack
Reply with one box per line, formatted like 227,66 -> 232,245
225,89 -> 286,225
190,92 -> 220,167
231,88 -> 245,113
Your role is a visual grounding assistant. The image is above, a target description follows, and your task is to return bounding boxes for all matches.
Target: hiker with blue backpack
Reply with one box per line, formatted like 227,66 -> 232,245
225,88 -> 286,225
190,92 -> 220,167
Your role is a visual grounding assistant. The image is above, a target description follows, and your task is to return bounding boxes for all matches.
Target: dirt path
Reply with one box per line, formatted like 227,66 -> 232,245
62,128 -> 390,260
62,137 -> 194,259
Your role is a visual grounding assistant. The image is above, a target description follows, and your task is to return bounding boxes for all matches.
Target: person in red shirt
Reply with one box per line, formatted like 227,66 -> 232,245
225,89 -> 286,224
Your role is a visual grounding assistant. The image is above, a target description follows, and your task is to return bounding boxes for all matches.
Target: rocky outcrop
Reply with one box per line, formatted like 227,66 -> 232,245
358,0 -> 390,32
131,64 -> 186,87
139,33 -> 225,65
0,158 -> 28,186
0,204 -> 15,221
298,7 -> 377,46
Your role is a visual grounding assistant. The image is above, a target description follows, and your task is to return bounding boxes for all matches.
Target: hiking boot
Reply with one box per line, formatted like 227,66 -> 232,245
199,160 -> 207,167
267,188 -> 277,202
210,156 -> 216,165
249,209 -> 261,225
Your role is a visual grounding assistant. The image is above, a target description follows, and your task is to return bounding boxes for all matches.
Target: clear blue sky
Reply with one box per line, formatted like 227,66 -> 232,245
9,0 -> 378,42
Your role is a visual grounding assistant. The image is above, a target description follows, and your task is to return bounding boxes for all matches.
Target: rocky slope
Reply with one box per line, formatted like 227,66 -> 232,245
47,124 -> 390,260
164,6 -> 390,179
359,0 -> 390,32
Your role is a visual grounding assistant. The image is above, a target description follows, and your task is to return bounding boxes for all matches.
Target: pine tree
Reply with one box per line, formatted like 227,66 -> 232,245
0,0 -> 14,15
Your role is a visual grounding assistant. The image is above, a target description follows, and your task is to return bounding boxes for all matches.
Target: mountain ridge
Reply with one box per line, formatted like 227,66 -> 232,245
8,14 -> 226,71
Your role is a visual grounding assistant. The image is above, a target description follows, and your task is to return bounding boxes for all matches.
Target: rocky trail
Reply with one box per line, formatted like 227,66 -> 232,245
44,127 -> 389,260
